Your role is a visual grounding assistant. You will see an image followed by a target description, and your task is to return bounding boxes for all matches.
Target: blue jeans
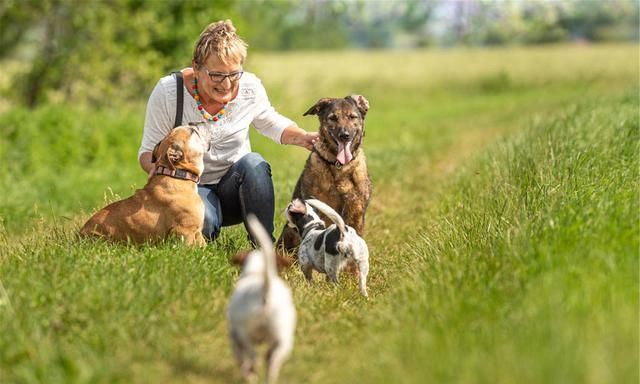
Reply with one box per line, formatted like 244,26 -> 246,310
197,152 -> 275,244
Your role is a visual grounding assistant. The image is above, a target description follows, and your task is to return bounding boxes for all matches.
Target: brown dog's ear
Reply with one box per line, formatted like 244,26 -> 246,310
346,94 -> 370,118
303,98 -> 335,116
231,249 -> 252,267
151,140 -> 162,163
166,144 -> 183,168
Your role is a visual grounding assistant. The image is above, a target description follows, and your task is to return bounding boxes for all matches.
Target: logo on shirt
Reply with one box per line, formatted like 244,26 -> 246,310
240,87 -> 255,99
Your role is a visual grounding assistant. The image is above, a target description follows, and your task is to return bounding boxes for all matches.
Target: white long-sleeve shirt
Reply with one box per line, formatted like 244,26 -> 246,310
139,70 -> 293,184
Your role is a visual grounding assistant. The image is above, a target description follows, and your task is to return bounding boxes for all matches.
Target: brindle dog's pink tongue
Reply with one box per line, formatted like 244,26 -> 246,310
337,141 -> 353,165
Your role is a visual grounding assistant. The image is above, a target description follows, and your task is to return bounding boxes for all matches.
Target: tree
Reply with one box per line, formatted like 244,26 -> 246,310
1,0 -> 235,107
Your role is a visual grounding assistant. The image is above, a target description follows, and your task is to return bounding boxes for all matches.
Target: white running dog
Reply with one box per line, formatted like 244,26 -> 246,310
285,198 -> 370,297
227,215 -> 296,384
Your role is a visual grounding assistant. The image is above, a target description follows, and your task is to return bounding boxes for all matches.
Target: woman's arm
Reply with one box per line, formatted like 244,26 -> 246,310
139,152 -> 155,174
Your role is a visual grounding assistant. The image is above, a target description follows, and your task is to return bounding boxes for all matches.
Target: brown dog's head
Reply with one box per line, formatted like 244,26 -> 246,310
151,126 -> 206,175
304,95 -> 369,166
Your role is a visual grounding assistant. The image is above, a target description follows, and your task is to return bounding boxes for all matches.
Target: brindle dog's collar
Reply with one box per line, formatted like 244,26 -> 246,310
155,165 -> 200,183
312,144 -> 350,170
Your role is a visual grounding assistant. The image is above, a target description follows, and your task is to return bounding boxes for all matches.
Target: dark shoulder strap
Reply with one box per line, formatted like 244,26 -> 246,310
171,71 -> 184,128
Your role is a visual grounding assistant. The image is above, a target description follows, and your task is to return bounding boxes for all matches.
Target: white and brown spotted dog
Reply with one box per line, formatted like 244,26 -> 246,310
284,198 -> 369,297
227,215 -> 296,384
80,125 -> 206,246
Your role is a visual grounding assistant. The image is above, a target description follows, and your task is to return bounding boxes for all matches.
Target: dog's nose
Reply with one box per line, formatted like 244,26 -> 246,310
338,129 -> 350,141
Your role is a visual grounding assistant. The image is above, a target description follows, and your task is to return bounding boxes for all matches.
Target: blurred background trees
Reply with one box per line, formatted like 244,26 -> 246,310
0,0 -> 637,108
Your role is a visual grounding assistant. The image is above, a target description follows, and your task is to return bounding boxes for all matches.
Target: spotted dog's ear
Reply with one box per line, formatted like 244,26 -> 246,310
345,94 -> 370,118
303,98 -> 336,116
288,198 -> 307,214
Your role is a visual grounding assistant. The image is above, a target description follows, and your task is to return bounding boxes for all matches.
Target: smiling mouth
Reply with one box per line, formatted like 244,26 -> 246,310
214,86 -> 232,93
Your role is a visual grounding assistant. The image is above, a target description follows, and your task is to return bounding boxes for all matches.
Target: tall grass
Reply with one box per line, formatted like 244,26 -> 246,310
0,105 -> 143,233
341,92 -> 639,384
0,44 -> 638,383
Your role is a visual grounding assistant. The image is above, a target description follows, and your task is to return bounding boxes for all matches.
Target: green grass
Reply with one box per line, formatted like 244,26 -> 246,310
339,92 -> 639,384
0,44 -> 638,383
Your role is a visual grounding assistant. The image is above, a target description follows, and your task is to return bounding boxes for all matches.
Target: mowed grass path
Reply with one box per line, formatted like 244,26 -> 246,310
0,44 -> 638,383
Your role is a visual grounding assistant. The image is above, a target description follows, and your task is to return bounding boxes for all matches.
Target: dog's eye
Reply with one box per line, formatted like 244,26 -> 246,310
328,115 -> 338,122
349,114 -> 359,120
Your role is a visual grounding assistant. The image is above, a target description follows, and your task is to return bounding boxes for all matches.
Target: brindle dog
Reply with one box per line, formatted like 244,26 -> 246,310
277,95 -> 371,256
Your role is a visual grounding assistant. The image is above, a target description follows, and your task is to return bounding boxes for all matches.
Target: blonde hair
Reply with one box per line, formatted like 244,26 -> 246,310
193,19 -> 248,67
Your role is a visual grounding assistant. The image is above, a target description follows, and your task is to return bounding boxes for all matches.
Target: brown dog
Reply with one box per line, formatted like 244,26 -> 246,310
80,125 -> 207,246
277,95 -> 371,255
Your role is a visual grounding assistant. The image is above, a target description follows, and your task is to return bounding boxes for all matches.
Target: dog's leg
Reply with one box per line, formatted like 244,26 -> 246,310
276,225 -> 301,255
358,260 -> 369,297
230,330 -> 257,382
266,340 -> 293,384
343,195 -> 369,237
325,256 -> 344,284
346,262 -> 360,277
326,269 -> 339,284
301,263 -> 314,283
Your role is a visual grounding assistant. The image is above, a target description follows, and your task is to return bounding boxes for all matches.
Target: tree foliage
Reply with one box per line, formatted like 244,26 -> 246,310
439,0 -> 638,46
0,0 -> 637,108
1,0 -> 236,107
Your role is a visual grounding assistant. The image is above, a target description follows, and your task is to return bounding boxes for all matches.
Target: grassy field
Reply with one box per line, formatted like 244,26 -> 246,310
0,44 -> 638,383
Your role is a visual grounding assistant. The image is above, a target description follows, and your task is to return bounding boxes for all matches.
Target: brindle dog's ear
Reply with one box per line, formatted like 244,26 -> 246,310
303,98 -> 335,116
345,94 -> 370,118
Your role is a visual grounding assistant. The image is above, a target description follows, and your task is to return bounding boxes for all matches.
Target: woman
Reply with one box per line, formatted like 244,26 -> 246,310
138,19 -> 318,243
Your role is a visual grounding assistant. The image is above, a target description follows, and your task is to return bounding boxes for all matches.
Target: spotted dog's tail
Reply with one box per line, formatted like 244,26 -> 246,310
246,214 -> 276,298
306,199 -> 347,236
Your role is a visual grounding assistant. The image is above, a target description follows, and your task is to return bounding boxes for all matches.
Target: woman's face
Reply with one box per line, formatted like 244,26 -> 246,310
195,55 -> 243,105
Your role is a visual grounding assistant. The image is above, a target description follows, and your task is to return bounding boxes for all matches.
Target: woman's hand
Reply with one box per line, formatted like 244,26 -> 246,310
281,124 -> 319,151
295,131 -> 319,151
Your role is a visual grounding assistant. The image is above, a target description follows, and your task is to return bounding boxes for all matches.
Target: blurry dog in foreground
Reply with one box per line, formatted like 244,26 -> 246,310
227,215 -> 296,384
284,198 -> 369,297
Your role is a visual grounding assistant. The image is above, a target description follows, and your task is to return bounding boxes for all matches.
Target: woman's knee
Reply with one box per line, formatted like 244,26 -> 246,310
237,153 -> 271,179
198,186 -> 223,240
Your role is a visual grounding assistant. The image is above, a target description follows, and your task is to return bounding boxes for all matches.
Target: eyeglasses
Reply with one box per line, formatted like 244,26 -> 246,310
200,66 -> 243,83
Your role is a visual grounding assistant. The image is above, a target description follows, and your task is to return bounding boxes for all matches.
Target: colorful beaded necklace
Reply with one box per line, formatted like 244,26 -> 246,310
192,77 -> 226,122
